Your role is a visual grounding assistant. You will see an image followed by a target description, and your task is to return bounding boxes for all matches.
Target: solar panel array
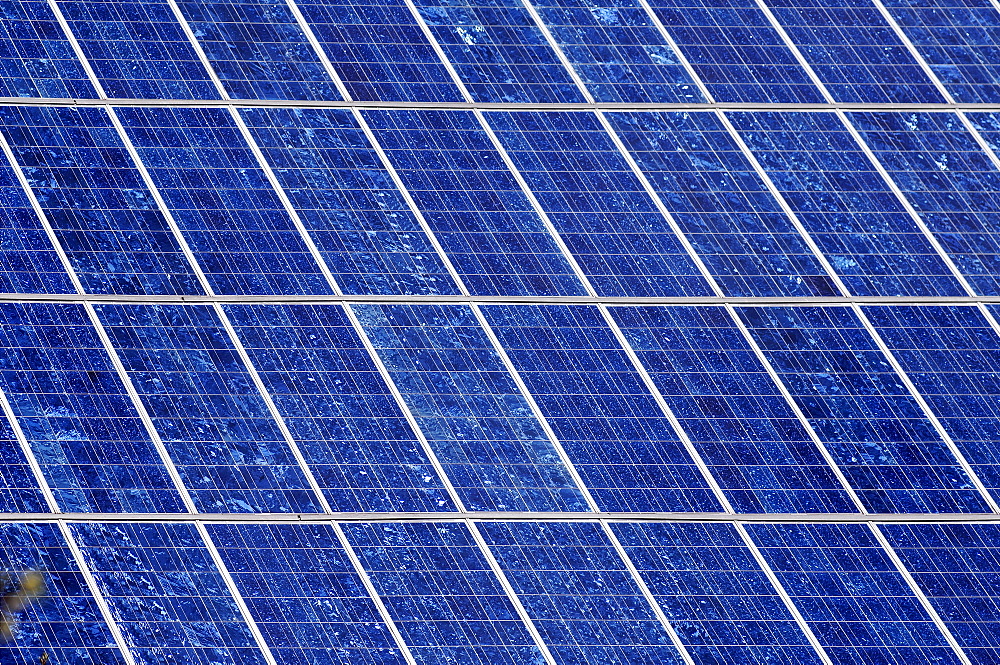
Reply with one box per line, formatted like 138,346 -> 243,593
2,0 -> 1000,663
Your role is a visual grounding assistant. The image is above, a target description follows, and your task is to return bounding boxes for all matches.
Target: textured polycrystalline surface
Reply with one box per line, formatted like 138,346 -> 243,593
238,106 -> 460,296
610,305 -> 857,513
295,0 -> 464,102
58,0 -> 221,99
611,521 -> 820,664
746,522 -> 961,665
0,415 -> 45,513
207,523 -> 408,665
481,303 -> 722,512
223,303 -> 455,512
352,303 -> 588,512
95,303 -> 321,513
341,521 -> 546,665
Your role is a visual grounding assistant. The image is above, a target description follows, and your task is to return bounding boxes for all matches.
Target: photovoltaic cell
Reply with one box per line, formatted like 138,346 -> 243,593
478,520 -> 685,665
737,305 -> 991,514
529,0 -> 705,103
411,0 -> 586,103
71,522 -> 267,665
238,107 -> 460,296
0,0 -> 96,99
95,303 -> 321,514
610,305 -> 857,514
117,106 -> 333,296
207,523 -> 408,665
294,0 -> 464,102
481,304 -> 722,513
606,111 -> 840,297
484,110 -> 713,298
850,111 -> 1000,296
363,109 -> 587,297
223,303 -> 455,513
882,0 -> 1000,103
645,0 -> 824,103
728,110 -> 965,297
342,521 -> 545,665
0,302 -> 183,513
353,303 -> 588,512
0,415 -> 45,513
882,522 -> 1000,665
746,522 -> 961,665
766,0 -> 944,104
0,105 -> 203,296
0,523 -> 125,665
176,0 -> 341,100
865,304 -> 1000,504
611,521 -> 821,664
58,0 -> 221,100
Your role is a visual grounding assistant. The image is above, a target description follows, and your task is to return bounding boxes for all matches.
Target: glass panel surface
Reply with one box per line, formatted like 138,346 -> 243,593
224,303 -> 455,513
96,303 -> 321,513
363,109 -> 586,297
207,523 -> 408,665
484,110 -> 712,298
606,110 -> 839,297
59,0 -> 220,99
353,303 -> 588,512
295,0 -> 463,102
0,105 -> 203,296
117,106 -> 333,296
342,521 -> 545,665
746,523 -> 961,665
72,522 -> 268,665
239,107 -> 459,296
611,305 -> 857,513
729,110 -> 964,297
0,414 -> 45,513
612,521 -> 821,664
737,305 -> 992,514
412,0 -> 586,103
478,520 -> 685,665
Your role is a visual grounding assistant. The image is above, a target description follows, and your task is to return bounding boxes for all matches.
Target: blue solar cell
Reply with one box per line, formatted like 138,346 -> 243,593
223,303 -> 455,513
850,111 -> 1000,296
238,107 -> 460,296
605,111 -> 840,297
342,521 -> 545,665
0,523 -> 125,665
865,304 -> 1000,505
0,302 -> 184,513
95,303 -> 321,513
363,109 -> 587,297
71,522 -> 268,665
207,523 -> 408,665
610,305 -> 857,513
353,303 -> 588,512
882,522 -> 1000,665
295,0 -> 464,102
767,0 -> 944,103
530,0 -> 705,103
611,521 -> 821,664
412,0 -> 586,103
0,105 -> 203,296
0,0 -> 97,98
729,111 -> 965,297
746,523 -> 962,665
882,0 -> 1000,103
478,520 -> 685,664
737,305 -> 992,514
0,415 -> 45,513
176,0 -> 341,100
484,110 -> 713,297
58,0 -> 220,99
116,106 -> 333,296
645,0 -> 824,103
481,304 -> 723,512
